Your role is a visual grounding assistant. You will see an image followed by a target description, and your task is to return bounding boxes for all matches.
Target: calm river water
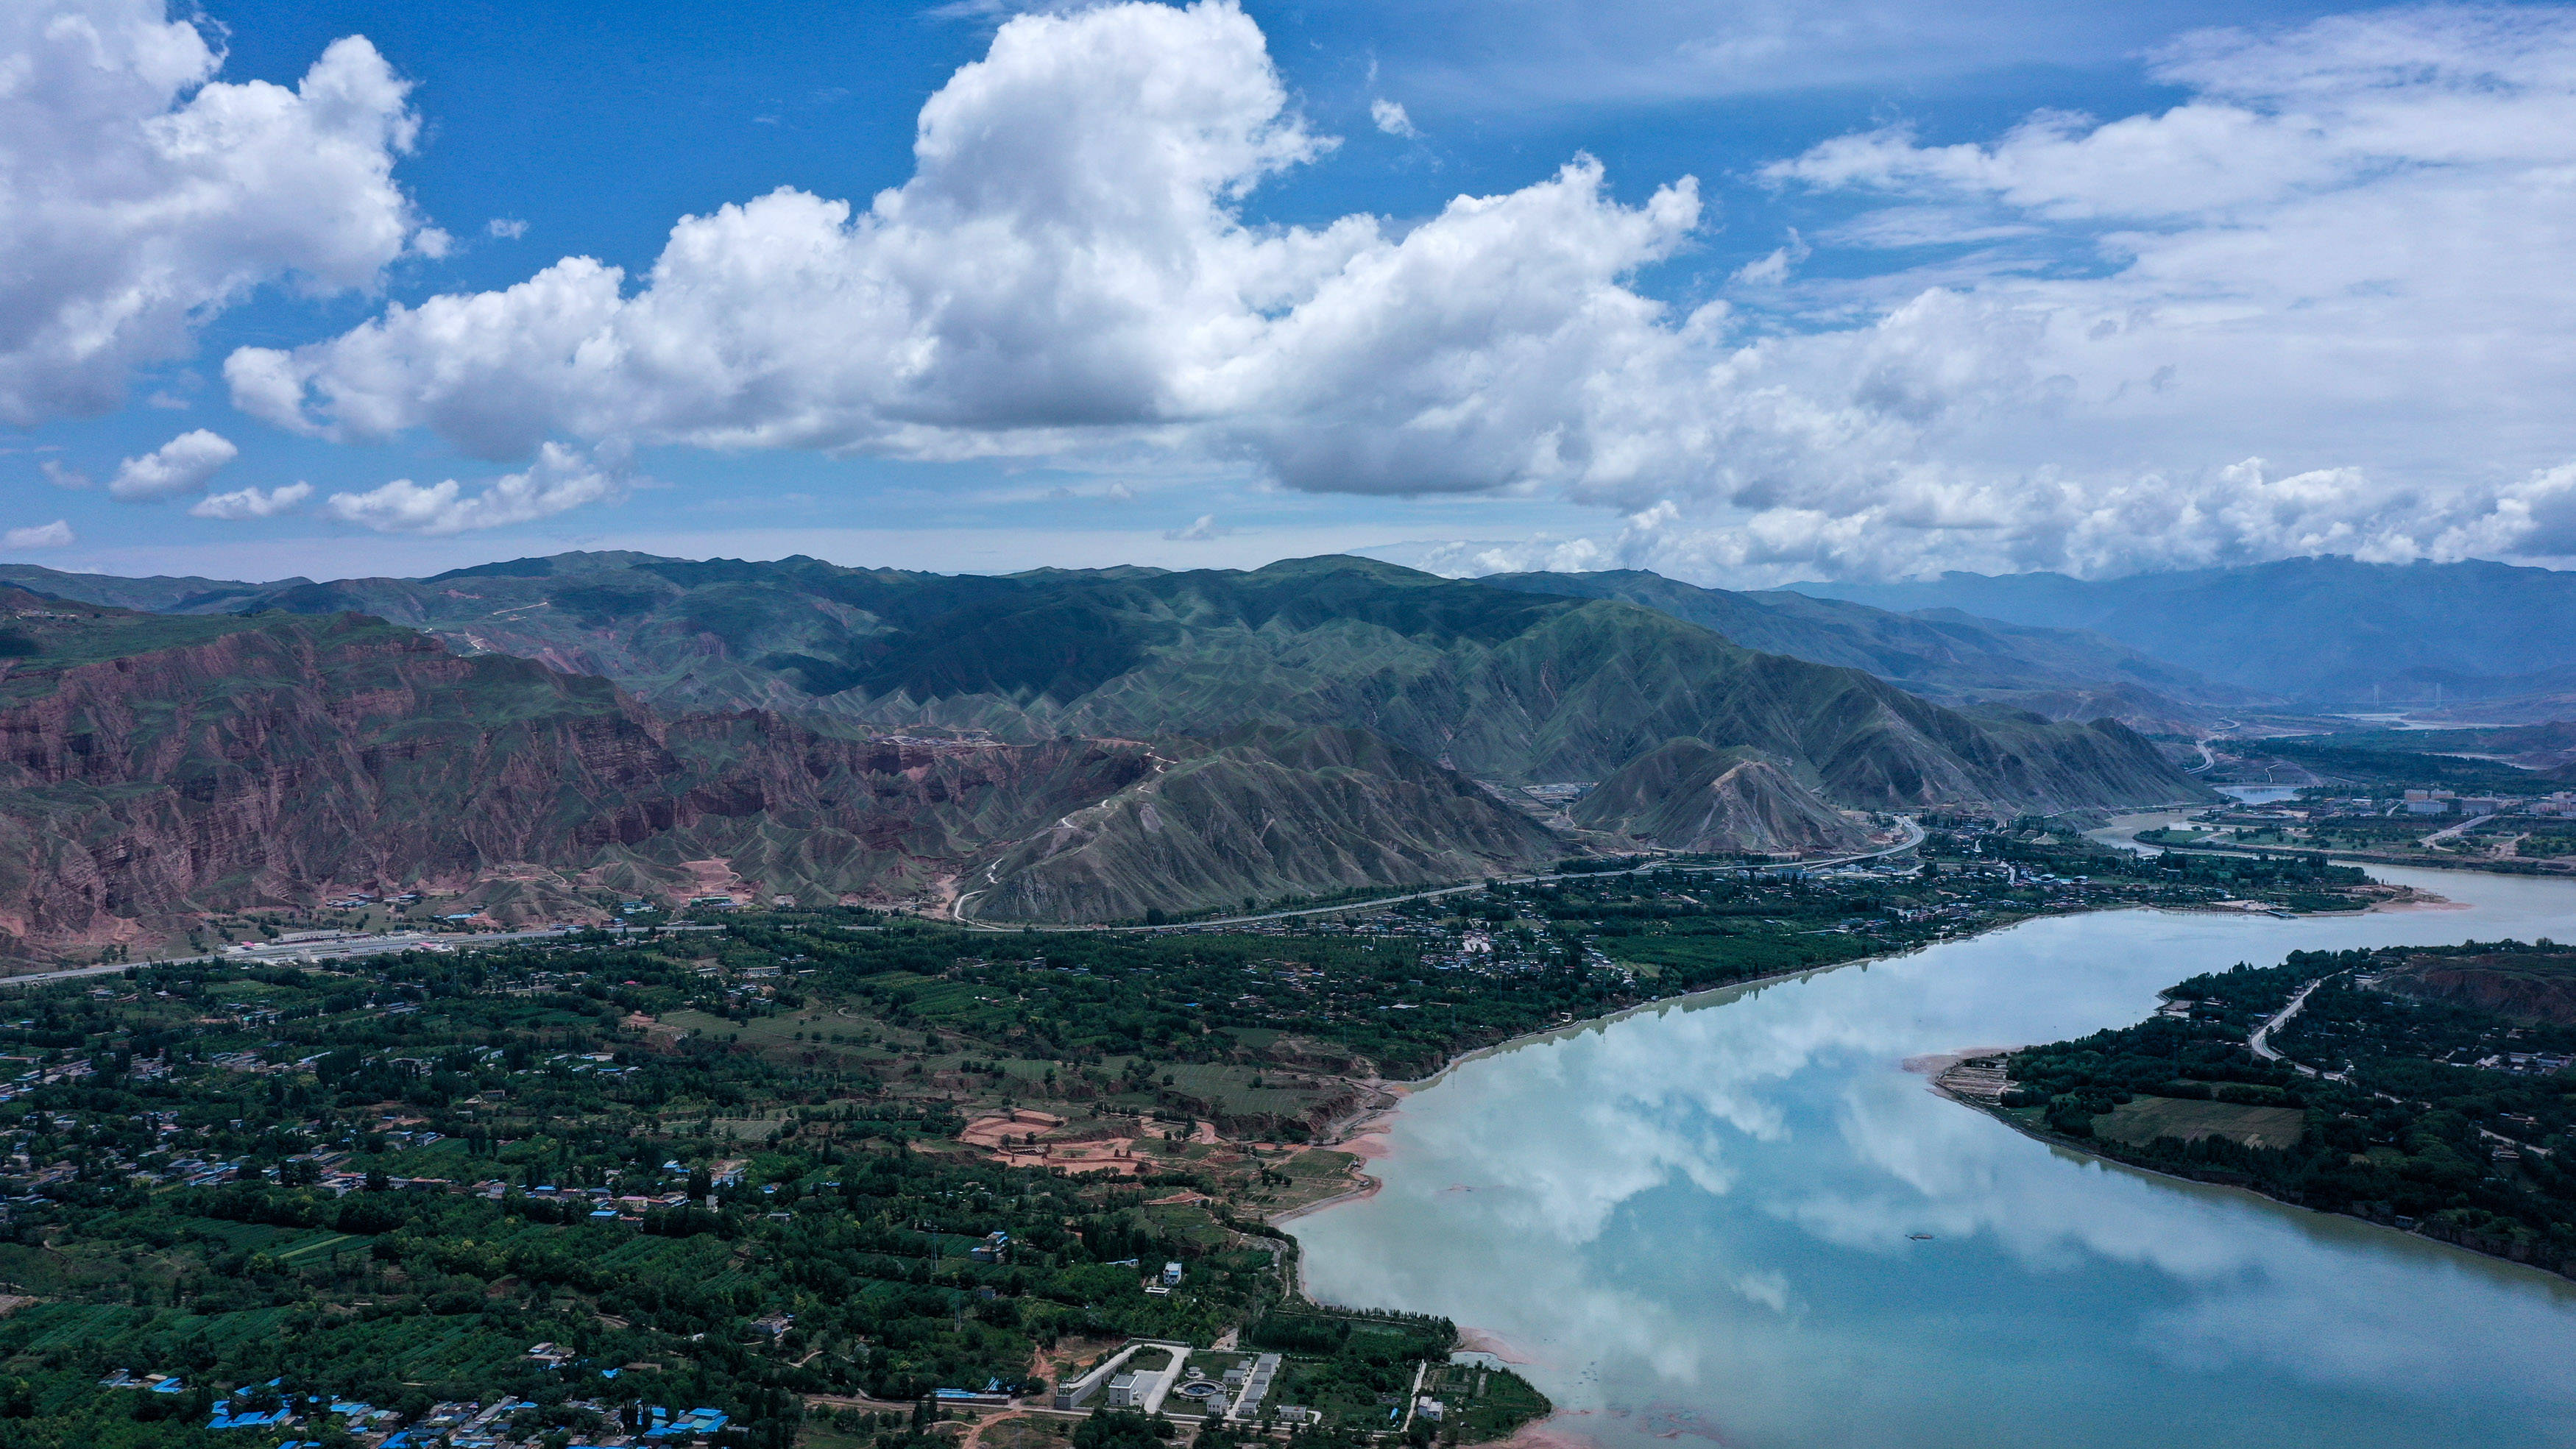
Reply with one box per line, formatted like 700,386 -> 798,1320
1288,865 -> 2576,1448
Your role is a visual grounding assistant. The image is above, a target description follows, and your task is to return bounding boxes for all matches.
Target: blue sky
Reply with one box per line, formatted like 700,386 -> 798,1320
10,0 -> 2576,584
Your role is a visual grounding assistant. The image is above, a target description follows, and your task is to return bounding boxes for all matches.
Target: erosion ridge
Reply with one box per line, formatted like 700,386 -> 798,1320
967,724 -> 1562,924
1571,740 -> 1876,856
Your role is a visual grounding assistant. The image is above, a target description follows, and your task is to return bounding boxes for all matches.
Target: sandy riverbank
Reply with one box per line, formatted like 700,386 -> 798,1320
1493,1413 -> 1602,1449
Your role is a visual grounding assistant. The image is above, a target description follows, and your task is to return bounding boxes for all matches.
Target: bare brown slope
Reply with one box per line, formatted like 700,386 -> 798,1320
0,605 -> 1593,953
0,610 -> 1153,952
967,726 -> 1560,924
1570,739 -> 1875,857
2379,949 -> 2576,1025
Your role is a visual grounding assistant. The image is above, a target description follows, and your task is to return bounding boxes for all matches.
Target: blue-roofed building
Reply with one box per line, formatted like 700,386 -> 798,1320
640,1406 -> 732,1439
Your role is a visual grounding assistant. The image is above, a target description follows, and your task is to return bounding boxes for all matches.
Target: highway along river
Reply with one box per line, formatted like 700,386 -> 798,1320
1287,865 -> 2576,1448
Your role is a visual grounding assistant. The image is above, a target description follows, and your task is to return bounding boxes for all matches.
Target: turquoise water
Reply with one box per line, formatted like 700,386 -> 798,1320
1289,867 -> 2576,1448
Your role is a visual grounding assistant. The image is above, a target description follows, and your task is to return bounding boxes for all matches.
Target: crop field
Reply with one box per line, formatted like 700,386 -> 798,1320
2093,1095 -> 2310,1149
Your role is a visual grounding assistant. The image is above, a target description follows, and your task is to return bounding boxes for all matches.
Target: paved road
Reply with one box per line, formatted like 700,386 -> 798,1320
0,921 -> 734,989
2418,816 -> 2480,848
949,816 -> 1926,933
2248,977 -> 2326,1066
2254,977 -> 2556,1161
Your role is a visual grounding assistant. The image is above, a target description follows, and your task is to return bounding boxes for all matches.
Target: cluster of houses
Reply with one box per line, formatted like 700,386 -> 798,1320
2345,790 -> 2576,818
0,1083 -> 726,1211
2474,1050 -> 2576,1076
98,1367 -> 734,1446
318,891 -> 425,911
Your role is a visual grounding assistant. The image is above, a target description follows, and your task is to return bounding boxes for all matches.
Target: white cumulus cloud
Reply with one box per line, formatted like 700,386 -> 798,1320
189,481 -> 314,520
219,0 -> 1694,497
1729,230 -> 1808,286
0,1 -> 429,425
219,1 -> 2576,581
108,428 -> 237,500
3,521 -> 75,550
321,442 -> 621,534
1370,97 -> 1420,137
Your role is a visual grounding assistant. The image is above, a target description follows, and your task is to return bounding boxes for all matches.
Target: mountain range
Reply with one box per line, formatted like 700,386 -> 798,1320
0,551 -> 2250,728
0,553 -> 2201,795
0,555 -> 2210,954
1790,556 -> 2576,710
1479,569 -> 2253,731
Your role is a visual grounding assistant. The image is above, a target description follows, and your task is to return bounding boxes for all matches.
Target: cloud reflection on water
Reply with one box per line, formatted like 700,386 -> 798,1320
1294,878 -> 2576,1448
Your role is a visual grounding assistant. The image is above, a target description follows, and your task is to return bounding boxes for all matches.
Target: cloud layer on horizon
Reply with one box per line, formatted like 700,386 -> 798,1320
144,1 -> 2576,581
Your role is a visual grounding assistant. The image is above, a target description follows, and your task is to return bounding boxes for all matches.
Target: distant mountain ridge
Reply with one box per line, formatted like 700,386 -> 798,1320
1789,556 -> 2576,706
0,564 -> 307,614
1479,568 -> 2253,731
4,556 -> 2254,734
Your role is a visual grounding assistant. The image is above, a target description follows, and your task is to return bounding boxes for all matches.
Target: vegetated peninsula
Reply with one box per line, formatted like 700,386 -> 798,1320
1943,942 -> 2576,1276
0,558 -> 2209,962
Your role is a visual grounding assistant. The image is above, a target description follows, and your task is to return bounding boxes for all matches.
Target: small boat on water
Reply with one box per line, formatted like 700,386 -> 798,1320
1908,1233 -> 1934,1241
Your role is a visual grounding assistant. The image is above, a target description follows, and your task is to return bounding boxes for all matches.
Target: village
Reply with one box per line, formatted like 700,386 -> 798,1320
84,1320 -> 1532,1448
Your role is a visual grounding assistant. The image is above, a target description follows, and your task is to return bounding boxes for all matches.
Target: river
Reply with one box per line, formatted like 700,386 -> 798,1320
1287,865 -> 2576,1448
